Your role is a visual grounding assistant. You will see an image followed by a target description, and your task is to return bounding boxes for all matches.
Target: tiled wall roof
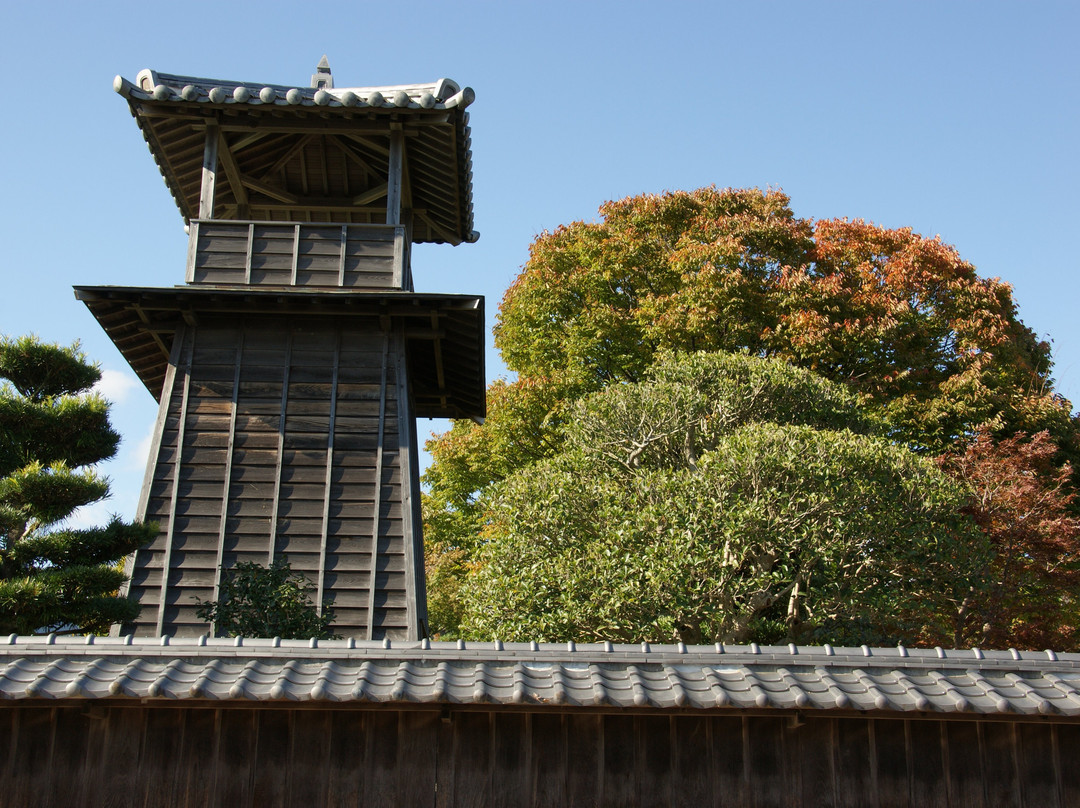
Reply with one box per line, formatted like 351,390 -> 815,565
3,635 -> 1077,717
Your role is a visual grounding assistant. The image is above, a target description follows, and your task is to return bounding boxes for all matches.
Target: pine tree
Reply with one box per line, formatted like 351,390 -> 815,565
0,336 -> 156,635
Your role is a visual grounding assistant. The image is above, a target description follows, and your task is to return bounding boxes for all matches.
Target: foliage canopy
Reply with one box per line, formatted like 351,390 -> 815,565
195,558 -> 339,640
461,352 -> 987,645
425,187 -> 1080,648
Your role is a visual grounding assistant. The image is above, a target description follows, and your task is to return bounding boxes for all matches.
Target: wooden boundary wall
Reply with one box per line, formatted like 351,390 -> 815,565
2,702 -> 1078,807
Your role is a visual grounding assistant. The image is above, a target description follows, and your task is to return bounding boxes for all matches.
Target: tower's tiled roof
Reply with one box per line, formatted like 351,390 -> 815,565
114,68 -> 476,245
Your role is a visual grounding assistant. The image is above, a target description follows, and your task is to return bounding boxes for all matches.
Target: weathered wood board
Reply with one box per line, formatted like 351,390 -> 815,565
2,704 -> 1076,808
123,315 -> 425,640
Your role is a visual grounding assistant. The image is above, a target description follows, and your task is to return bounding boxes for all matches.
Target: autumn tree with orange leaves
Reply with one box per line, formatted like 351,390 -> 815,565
424,187 -> 1080,647
936,430 -> 1080,649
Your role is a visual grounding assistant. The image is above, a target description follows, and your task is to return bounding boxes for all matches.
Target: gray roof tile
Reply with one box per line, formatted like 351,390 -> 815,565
117,70 -> 474,112
113,69 -> 477,245
4,636 -> 1080,717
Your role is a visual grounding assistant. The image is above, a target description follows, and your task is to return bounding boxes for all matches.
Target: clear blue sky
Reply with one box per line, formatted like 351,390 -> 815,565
2,1 -> 1077,526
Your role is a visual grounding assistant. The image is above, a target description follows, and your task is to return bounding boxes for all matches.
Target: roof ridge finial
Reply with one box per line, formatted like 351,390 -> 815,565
311,55 -> 333,90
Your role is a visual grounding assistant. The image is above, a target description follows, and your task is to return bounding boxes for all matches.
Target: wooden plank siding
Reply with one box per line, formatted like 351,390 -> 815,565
187,220 -> 406,291
124,314 -> 423,640
3,704 -> 1080,807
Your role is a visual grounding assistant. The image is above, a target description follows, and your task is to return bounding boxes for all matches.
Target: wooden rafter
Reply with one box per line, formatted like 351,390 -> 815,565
241,176 -> 300,204
217,133 -> 250,217
332,135 -> 378,179
257,134 -> 314,181
341,133 -> 391,158
352,184 -> 388,206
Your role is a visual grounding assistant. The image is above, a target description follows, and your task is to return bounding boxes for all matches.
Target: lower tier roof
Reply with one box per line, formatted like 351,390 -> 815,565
75,285 -> 485,419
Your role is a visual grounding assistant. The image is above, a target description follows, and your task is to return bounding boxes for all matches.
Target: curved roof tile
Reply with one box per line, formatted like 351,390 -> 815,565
4,636 -> 1080,718
114,68 -> 477,245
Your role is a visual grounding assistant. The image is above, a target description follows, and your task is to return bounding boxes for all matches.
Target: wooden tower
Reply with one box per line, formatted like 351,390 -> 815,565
77,62 -> 484,640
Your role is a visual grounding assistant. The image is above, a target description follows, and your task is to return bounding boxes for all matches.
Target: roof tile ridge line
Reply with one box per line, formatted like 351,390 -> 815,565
228,659 -> 260,700
1003,670 -> 1058,715
664,662 -> 689,707
926,670 -> 972,712
189,657 -> 225,699
142,73 -> 447,96
744,670 -> 772,709
268,657 -> 302,701
391,659 -> 422,703
550,663 -> 568,705
966,668 -> 1013,714
351,659 -> 374,702
510,661 -> 529,705
0,656 -> 32,695
64,656 -> 106,698
108,658 -> 146,698
890,669 -> 932,712
626,663 -> 649,708
774,666 -> 812,710
814,667 -> 853,709
850,667 -> 893,711
147,658 -> 185,698
587,662 -> 607,706
24,657 -> 65,698
309,660 -> 339,701
1040,671 -> 1080,715
85,654 -> 129,685
432,660 -> 451,702
701,665 -> 732,708
471,660 -> 488,704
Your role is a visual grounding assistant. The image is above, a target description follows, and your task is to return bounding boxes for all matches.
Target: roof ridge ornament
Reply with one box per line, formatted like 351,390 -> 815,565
311,55 -> 333,90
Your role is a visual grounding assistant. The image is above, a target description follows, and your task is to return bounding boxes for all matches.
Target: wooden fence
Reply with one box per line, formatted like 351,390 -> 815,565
2,702 -> 1077,807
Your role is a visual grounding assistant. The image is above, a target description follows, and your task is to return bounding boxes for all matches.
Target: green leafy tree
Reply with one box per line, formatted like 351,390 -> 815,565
0,336 -> 156,635
425,187 -> 1079,644
196,558 -> 339,639
492,188 -> 1071,452
461,352 -> 987,645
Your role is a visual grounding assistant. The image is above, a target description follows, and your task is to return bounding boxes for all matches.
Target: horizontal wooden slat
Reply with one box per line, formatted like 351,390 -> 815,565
188,221 -> 406,290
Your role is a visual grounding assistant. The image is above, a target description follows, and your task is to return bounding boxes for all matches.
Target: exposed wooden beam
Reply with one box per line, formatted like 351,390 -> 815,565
367,334 -> 390,638
230,131 -> 271,152
319,136 -> 330,196
199,124 -> 219,219
341,133 -> 391,158
268,332 -> 292,564
386,127 -> 404,226
317,333 -> 341,614
240,176 -> 300,204
414,209 -> 457,244
217,132 -> 250,217
205,121 -> 433,136
211,336 -> 244,619
156,332 -> 193,637
352,183 -> 388,206
332,135 -> 379,178
251,203 -> 396,215
401,136 -> 414,212
431,311 -> 447,411
258,134 -> 314,181
131,303 -> 171,360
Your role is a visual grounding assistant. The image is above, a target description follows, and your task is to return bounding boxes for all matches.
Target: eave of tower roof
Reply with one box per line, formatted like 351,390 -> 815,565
114,69 -> 477,245
73,285 -> 486,419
